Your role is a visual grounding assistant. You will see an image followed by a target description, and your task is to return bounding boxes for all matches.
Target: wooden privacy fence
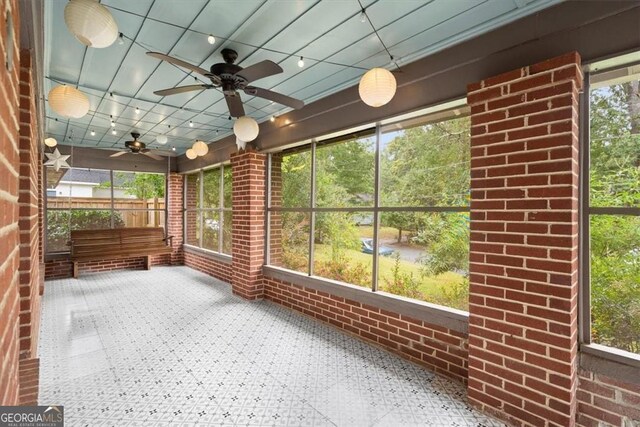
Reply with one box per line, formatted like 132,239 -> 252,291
47,197 -> 165,228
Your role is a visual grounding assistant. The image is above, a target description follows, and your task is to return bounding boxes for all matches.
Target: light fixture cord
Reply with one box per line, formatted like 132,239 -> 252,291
357,0 -> 401,71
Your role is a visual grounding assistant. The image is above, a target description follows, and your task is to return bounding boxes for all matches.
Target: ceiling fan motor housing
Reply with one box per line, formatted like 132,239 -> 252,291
125,132 -> 145,153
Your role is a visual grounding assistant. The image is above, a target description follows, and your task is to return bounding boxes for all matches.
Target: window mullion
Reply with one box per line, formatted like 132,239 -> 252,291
579,75 -> 592,345
199,169 -> 204,249
219,167 -> 223,252
309,142 -> 317,277
372,123 -> 381,292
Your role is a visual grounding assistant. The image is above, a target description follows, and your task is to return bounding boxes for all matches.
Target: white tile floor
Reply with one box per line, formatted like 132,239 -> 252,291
38,266 -> 505,426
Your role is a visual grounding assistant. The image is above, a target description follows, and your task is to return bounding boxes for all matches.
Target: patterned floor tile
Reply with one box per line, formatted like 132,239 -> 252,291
39,267 -> 504,427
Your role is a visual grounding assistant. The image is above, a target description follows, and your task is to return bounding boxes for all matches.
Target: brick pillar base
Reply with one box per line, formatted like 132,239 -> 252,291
231,150 -> 266,300
467,52 -> 582,427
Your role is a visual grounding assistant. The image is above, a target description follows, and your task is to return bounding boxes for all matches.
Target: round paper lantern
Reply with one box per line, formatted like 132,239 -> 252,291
358,67 -> 397,107
64,0 -> 118,48
156,135 -> 168,145
185,148 -> 197,160
44,137 -> 58,147
192,140 -> 209,156
233,116 -> 259,143
48,85 -> 90,118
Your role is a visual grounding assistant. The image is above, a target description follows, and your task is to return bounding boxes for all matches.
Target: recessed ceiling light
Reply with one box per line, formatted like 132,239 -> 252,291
90,130 -> 96,136
110,120 -> 115,127
172,146 -> 176,151
189,120 -> 194,127
207,34 -> 215,45
111,129 -> 116,135
297,57 -> 304,68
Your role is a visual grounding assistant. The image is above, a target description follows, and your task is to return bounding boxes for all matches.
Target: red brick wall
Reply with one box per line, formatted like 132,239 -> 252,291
0,0 -> 22,406
577,370 -> 640,426
44,256 -> 170,280
466,52 -> 582,426
230,150 -> 265,300
263,275 -> 469,382
18,49 -> 41,360
18,358 -> 38,405
184,250 -> 232,284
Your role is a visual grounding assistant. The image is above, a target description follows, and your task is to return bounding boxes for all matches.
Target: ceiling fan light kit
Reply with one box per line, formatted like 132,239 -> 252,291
64,0 -> 118,48
109,132 -> 163,161
233,116 -> 259,143
147,48 -> 304,118
48,85 -> 90,118
358,67 -> 397,107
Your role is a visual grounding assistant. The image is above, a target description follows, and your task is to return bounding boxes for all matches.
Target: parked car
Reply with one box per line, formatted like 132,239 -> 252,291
361,238 -> 394,256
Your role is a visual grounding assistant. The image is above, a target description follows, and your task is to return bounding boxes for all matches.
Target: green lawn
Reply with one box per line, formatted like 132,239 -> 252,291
357,226 -> 400,240
313,244 -> 466,310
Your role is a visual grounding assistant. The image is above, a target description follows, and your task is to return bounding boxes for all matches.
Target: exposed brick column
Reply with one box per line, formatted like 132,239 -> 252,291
167,172 -> 184,265
467,52 -> 582,426
268,153 -> 282,266
231,149 -> 266,300
0,0 -> 23,406
17,50 -> 41,361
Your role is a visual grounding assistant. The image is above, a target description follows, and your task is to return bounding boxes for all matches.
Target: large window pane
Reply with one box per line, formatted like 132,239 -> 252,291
203,168 -> 220,208
114,171 -> 166,204
590,82 -> 640,208
380,116 -> 470,207
315,137 -> 375,208
378,212 -> 469,310
222,210 -> 232,255
46,210 -> 71,252
590,215 -> 640,354
313,212 -> 372,287
270,211 -> 309,273
202,211 -> 220,251
46,167 -> 112,209
274,150 -> 311,208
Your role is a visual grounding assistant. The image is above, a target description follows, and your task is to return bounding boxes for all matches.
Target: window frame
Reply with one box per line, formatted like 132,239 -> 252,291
183,164 -> 232,256
580,63 -> 640,368
265,103 -> 471,309
44,168 -> 168,255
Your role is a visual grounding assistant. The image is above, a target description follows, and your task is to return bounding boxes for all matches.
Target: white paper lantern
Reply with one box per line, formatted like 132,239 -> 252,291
48,85 -> 90,118
185,148 -> 197,160
156,135 -> 168,145
192,140 -> 209,156
44,137 -> 58,147
358,67 -> 397,107
233,116 -> 259,143
64,0 -> 118,48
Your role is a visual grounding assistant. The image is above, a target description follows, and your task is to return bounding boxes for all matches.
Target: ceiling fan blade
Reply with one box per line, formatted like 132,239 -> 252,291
225,93 -> 245,118
146,51 -> 209,76
110,151 -> 128,158
244,86 -> 304,110
154,84 -> 213,97
236,60 -> 283,83
142,151 -> 163,161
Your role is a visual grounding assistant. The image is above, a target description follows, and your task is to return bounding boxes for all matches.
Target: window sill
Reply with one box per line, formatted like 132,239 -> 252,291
580,343 -> 640,386
262,265 -> 469,334
183,244 -> 232,264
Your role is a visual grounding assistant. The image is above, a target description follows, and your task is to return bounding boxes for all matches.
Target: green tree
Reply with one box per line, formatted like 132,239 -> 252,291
116,172 -> 165,199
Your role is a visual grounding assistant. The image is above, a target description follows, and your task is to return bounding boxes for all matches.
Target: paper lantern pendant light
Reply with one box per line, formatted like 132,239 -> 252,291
64,0 -> 118,48
185,148 -> 197,160
192,140 -> 209,156
233,116 -> 259,143
358,67 -> 397,107
48,85 -> 90,118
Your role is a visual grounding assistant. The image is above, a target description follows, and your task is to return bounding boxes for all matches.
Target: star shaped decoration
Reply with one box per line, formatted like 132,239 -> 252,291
44,148 -> 71,171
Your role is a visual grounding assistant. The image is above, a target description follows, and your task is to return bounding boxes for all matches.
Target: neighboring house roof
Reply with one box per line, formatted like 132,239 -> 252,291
60,168 -> 110,184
